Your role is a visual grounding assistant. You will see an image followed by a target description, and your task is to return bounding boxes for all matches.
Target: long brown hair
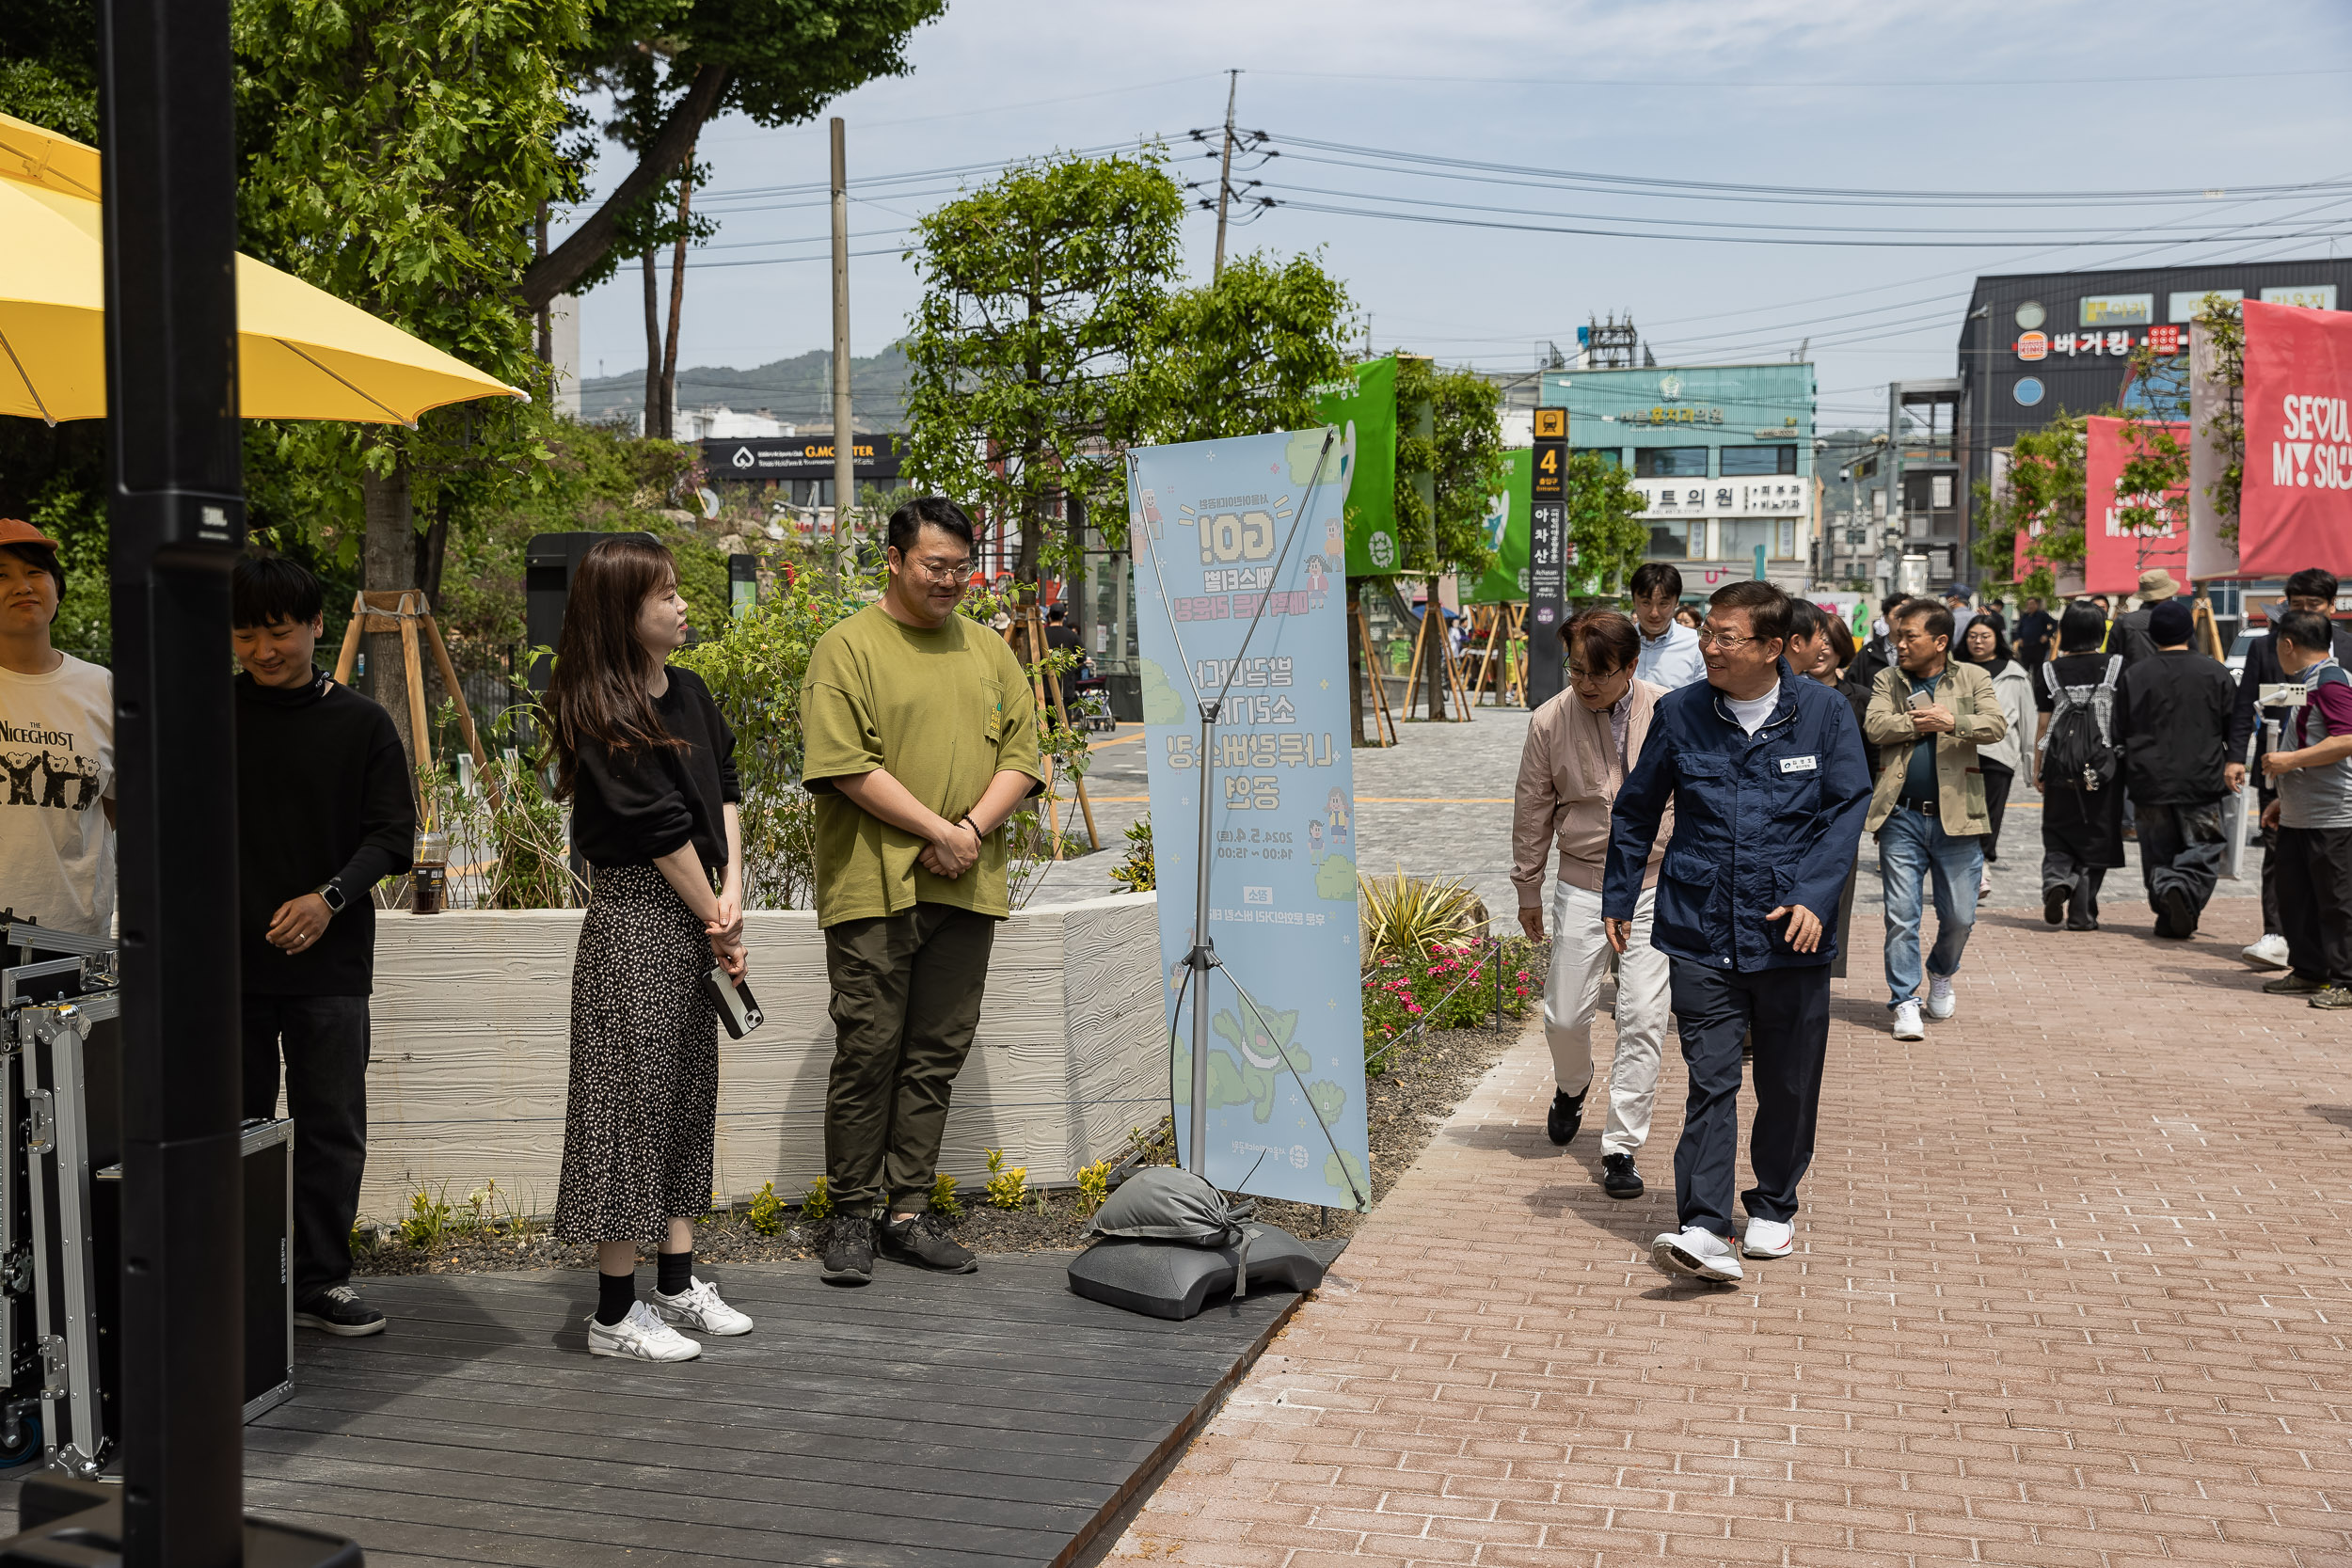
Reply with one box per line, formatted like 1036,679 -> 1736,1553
544,534 -> 686,800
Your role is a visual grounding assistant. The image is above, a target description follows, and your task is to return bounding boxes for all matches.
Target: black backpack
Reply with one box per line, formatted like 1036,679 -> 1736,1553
2041,655 -> 2122,793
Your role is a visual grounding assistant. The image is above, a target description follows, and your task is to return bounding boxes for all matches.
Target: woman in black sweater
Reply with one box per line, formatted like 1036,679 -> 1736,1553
546,535 -> 753,1363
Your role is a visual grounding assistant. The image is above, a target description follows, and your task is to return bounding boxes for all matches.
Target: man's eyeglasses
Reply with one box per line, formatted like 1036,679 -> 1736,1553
903,555 -> 972,583
1693,626 -> 1756,650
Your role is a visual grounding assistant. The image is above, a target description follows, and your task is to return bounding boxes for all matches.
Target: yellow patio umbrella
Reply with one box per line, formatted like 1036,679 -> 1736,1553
0,112 -> 524,426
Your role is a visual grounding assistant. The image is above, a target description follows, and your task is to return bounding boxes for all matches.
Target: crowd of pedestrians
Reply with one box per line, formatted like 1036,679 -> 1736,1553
1513,562 -> 2352,1287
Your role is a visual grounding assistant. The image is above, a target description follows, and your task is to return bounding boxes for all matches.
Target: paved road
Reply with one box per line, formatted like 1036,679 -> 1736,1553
1114,895 -> 2352,1567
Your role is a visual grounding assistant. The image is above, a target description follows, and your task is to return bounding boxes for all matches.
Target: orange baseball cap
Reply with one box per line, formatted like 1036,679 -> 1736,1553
0,517 -> 61,550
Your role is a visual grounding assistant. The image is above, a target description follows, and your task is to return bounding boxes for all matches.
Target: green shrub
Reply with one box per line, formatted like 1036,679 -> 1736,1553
398,1185 -> 453,1250
1075,1160 -> 1112,1216
799,1174 -> 835,1221
929,1172 -> 963,1219
1108,815 -> 1153,893
746,1180 -> 785,1236
983,1149 -> 1028,1211
1361,937 -> 1541,1074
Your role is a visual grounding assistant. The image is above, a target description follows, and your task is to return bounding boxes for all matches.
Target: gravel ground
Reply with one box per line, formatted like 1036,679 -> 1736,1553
349,1018 -> 1524,1278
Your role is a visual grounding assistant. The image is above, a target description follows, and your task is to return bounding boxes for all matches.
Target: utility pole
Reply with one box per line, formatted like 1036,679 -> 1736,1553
1213,69 -> 1238,279
830,116 -> 855,544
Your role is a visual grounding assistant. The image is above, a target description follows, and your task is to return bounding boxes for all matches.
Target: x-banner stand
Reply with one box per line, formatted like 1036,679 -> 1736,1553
1135,431 -> 1368,1212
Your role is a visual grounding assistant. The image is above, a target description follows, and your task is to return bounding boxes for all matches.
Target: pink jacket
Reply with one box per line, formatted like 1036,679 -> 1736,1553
1512,679 -> 1672,900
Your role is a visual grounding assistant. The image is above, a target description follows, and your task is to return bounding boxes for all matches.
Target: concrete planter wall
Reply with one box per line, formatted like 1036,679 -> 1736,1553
357,892 -> 1164,1223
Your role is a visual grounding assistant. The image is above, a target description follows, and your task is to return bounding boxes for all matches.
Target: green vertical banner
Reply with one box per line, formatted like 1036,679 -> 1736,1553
1468,450 -> 1533,603
1312,356 -> 1402,575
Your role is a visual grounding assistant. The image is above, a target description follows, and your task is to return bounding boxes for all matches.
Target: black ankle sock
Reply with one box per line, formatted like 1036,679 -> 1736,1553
657,1249 -> 692,1297
596,1269 -> 637,1326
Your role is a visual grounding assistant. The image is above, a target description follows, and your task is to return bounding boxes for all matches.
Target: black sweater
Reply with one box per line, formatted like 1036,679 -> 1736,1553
235,671 -> 416,997
569,667 -> 739,873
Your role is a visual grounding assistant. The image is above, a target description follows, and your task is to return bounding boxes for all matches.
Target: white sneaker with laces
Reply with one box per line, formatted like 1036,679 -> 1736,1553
1741,1217 -> 1795,1259
651,1276 -> 754,1337
1979,869 -> 1993,899
1926,974 -> 1957,1020
2242,933 -> 2291,971
1650,1226 -> 1743,1284
1891,999 -> 1926,1040
586,1299 -> 702,1362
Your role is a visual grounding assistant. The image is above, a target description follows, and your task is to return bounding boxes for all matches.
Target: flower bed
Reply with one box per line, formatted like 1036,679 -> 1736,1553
1360,935 -> 1544,1073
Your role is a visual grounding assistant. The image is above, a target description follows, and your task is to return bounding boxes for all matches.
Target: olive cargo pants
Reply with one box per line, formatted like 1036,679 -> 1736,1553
822,903 -> 997,1215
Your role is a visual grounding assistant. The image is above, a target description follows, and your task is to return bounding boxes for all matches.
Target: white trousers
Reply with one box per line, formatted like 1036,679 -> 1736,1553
1543,880 -> 1670,1156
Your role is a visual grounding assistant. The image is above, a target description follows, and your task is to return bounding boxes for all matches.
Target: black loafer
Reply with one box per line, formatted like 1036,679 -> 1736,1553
1601,1152 -> 1644,1198
2042,886 -> 2068,927
1546,1088 -> 1586,1148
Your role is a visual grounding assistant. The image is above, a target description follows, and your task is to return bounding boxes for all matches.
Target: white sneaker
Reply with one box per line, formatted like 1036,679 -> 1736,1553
2242,933 -> 2291,971
1741,1217 -> 1795,1259
586,1299 -> 701,1362
1979,869 -> 1993,899
1650,1226 -> 1743,1284
651,1276 -> 754,1337
1925,974 -> 1957,1020
1891,1000 -> 1926,1040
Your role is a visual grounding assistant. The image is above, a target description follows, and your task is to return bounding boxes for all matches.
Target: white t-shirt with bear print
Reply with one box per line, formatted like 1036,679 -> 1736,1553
0,653 -> 115,938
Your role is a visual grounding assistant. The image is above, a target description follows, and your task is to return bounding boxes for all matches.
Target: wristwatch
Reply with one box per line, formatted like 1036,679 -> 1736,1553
314,879 -> 347,915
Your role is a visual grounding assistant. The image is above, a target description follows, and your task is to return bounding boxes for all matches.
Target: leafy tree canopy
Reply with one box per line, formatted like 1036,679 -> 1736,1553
1149,249 -> 1355,448
1391,356 -> 1509,580
902,147 -> 1186,581
1565,451 -> 1649,597
523,0 -> 945,307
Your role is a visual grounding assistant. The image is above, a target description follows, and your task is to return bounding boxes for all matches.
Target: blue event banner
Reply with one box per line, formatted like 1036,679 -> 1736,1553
1129,429 -> 1371,1210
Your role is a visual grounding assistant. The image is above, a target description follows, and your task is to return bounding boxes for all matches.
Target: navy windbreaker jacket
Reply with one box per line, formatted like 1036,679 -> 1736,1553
1601,659 -> 1872,973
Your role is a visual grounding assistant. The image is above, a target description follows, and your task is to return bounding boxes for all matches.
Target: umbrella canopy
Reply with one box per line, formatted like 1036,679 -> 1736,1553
0,112 -> 522,425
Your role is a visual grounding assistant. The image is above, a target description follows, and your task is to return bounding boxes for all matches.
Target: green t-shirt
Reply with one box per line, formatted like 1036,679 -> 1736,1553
801,603 -> 1044,926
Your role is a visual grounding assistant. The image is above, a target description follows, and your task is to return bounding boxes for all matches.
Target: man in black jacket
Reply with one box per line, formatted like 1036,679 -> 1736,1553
2119,599 -> 2235,939
232,555 -> 415,1338
2227,568 -> 2352,970
2013,597 -> 2054,667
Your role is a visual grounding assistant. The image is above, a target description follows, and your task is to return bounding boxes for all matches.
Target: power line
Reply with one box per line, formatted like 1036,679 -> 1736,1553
1252,66 -> 2352,90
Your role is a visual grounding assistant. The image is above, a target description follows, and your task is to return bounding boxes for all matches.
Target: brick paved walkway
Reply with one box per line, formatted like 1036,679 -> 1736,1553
1113,897 -> 2352,1567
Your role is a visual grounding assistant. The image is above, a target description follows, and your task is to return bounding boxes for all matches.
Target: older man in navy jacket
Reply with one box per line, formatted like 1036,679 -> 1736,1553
1603,580 -> 1872,1285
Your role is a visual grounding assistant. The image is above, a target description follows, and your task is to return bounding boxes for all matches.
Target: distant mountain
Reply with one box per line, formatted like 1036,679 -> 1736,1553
580,343 -> 912,431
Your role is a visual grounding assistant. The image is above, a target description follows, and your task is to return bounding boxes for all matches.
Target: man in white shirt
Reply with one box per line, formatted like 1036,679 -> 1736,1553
1629,562 -> 1707,690
0,517 -> 115,937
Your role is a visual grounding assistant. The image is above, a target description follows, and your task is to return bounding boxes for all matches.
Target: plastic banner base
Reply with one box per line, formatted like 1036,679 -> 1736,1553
0,1475 -> 363,1566
1066,1227 -> 1325,1321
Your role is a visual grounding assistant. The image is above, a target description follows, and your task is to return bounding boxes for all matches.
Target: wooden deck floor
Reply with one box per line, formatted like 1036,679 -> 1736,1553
1,1245 -> 1339,1567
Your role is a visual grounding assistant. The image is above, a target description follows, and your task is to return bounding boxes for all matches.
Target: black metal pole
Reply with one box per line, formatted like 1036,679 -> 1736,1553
100,0 -> 249,1560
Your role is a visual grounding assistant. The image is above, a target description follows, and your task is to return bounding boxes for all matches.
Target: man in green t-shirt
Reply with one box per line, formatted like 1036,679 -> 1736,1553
800,496 -> 1043,1284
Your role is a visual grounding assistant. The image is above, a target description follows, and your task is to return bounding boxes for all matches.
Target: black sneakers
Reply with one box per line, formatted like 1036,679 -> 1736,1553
294,1284 -> 386,1338
1601,1152 -> 1644,1199
878,1211 -> 978,1275
1546,1088 -> 1587,1148
2042,885 -> 2068,927
821,1214 -> 875,1285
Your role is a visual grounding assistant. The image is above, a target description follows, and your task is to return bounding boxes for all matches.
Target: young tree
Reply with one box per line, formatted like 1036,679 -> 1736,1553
235,0 -> 588,765
1150,250 -> 1355,446
2192,293 -> 2246,541
1390,357 -> 1509,715
902,148 -> 1185,583
1973,413 -> 2089,601
1564,452 -> 1649,597
521,0 -> 943,309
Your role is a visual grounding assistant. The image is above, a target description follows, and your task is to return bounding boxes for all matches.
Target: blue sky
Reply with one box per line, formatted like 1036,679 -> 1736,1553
564,0 -> 2352,432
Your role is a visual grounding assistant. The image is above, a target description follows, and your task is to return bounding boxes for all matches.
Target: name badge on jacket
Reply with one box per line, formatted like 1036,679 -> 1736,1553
1779,754 -> 1819,773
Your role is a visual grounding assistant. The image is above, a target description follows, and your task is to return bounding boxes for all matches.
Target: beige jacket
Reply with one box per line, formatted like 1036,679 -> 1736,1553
1512,679 -> 1673,901
1863,658 -> 2008,837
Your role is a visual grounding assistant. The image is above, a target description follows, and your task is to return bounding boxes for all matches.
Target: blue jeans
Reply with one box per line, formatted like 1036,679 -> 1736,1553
1879,804 -> 1981,1008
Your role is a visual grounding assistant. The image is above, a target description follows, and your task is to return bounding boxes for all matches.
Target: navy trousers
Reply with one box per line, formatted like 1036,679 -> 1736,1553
1666,958 -> 1832,1237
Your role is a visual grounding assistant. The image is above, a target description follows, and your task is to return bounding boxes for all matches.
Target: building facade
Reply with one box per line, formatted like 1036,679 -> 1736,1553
1958,259 -> 2352,584
1541,362 -> 1817,597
